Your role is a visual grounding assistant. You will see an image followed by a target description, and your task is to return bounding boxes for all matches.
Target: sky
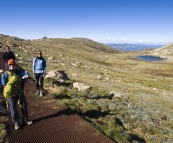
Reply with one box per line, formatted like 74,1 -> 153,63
0,0 -> 173,44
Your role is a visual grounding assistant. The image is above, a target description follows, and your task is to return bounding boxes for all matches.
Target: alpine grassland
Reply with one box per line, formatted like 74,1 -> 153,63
1,34 -> 173,142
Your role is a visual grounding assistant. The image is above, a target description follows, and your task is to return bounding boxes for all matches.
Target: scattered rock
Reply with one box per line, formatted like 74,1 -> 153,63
48,56 -> 55,61
72,73 -> 77,76
73,82 -> 91,91
97,75 -> 103,79
17,61 -> 25,64
109,91 -> 128,100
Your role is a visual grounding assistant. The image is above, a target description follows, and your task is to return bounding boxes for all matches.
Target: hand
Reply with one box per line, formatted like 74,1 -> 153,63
43,72 -> 46,77
0,69 -> 4,74
22,76 -> 27,79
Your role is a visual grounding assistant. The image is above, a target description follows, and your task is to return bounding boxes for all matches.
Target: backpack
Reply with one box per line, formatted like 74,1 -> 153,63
3,71 -> 22,98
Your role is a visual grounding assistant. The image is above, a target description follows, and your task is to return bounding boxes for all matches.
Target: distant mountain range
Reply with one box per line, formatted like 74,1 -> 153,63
106,43 -> 166,51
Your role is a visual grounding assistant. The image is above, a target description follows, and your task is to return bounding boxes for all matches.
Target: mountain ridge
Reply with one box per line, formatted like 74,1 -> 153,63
0,34 -> 122,54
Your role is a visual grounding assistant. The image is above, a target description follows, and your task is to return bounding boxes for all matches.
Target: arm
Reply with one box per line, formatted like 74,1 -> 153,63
43,59 -> 46,74
1,73 -> 8,86
21,70 -> 28,83
32,58 -> 36,73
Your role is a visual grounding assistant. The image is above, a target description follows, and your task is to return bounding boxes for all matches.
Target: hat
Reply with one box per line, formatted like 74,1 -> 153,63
8,59 -> 15,65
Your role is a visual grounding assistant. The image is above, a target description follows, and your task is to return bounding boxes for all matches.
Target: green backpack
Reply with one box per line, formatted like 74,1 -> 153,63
3,71 -> 22,98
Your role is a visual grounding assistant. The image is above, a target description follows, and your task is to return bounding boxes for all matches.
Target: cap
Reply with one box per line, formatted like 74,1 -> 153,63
8,59 -> 16,65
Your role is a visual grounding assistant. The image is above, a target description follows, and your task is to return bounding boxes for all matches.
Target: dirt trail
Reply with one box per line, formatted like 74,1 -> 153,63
0,52 -> 115,143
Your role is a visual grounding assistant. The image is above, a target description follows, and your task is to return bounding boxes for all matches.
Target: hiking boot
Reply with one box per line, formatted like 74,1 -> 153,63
35,91 -> 40,95
40,91 -> 43,97
27,121 -> 33,125
15,125 -> 20,130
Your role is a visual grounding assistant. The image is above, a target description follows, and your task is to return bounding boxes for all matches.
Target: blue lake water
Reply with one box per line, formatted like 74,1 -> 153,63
137,55 -> 165,62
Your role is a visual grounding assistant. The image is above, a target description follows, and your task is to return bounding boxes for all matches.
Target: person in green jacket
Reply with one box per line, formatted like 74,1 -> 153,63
0,59 -> 32,130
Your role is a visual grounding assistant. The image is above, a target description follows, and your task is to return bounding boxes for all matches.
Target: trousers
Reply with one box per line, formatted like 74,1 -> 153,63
35,73 -> 44,90
7,91 -> 29,126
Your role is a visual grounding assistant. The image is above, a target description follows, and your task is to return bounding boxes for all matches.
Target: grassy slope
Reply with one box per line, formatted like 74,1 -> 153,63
1,34 -> 173,142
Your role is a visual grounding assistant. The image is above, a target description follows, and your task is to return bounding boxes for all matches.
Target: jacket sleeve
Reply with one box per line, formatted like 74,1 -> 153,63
21,70 -> 27,83
32,58 -> 36,73
43,59 -> 46,73
1,73 -> 8,86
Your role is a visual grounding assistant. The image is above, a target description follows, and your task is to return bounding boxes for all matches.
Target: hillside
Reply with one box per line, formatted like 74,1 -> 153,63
0,34 -> 121,53
1,34 -> 173,142
149,42 -> 173,61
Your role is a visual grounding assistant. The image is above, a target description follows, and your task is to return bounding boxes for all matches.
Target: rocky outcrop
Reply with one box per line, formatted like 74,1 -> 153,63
45,70 -> 69,81
150,42 -> 173,61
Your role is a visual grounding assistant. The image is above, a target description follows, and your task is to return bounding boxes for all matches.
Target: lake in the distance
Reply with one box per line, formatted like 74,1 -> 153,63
137,55 -> 165,62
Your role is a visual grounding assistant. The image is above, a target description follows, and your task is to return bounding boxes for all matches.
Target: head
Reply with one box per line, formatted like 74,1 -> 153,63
8,59 -> 16,70
6,46 -> 10,52
37,51 -> 42,57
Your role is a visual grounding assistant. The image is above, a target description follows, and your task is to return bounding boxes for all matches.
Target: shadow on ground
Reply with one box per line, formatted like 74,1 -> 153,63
34,108 -> 75,123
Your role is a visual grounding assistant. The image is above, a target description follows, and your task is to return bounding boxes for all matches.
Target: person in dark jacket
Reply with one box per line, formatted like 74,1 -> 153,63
2,46 -> 15,70
32,51 -> 46,97
0,59 -> 32,130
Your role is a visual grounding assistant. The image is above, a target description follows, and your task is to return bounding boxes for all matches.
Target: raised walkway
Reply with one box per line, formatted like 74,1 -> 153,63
0,52 -> 115,143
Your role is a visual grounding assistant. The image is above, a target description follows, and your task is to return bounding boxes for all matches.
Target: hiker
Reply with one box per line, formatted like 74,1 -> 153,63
2,46 -> 15,70
32,51 -> 46,97
0,59 -> 32,130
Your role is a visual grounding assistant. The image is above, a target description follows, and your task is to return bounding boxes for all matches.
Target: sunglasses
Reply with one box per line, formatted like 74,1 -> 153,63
9,64 -> 15,66
37,53 -> 42,54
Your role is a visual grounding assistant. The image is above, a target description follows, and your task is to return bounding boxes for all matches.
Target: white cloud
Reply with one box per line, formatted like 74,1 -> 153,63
116,38 -> 127,42
106,38 -> 113,41
120,38 -> 126,41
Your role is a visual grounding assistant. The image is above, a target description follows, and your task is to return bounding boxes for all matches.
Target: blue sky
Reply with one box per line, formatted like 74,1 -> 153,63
0,0 -> 172,44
